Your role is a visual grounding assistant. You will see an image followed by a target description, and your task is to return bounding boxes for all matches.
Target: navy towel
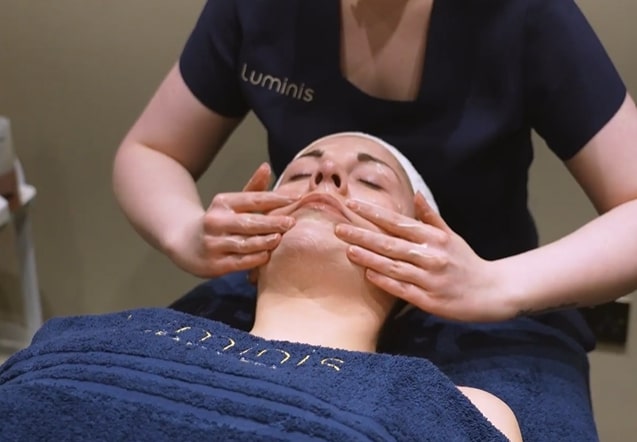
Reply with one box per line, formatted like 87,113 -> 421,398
0,308 -> 507,441
171,273 -> 600,441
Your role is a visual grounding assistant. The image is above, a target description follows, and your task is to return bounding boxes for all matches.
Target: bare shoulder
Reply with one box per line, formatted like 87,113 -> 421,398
457,386 -> 523,441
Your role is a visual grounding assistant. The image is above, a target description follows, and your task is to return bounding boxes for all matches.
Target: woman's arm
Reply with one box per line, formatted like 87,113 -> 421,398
113,64 -> 297,278
497,93 -> 637,316
334,94 -> 637,321
113,63 -> 242,253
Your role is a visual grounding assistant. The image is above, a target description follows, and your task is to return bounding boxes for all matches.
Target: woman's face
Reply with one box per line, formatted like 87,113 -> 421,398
270,134 -> 415,230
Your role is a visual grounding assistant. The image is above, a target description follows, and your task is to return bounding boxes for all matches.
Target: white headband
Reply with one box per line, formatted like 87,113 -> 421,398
275,132 -> 439,214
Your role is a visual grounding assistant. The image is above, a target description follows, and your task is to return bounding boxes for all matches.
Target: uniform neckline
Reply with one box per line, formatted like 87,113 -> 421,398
331,0 -> 442,105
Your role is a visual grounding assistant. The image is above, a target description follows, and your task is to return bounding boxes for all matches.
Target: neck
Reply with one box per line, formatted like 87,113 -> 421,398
250,240 -> 393,352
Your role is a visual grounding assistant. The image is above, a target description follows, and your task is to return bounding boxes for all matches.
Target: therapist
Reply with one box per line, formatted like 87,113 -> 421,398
113,1 -> 637,439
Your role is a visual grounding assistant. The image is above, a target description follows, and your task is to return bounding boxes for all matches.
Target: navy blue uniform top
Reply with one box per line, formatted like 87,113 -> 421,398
180,0 -> 625,261
178,0 -> 626,350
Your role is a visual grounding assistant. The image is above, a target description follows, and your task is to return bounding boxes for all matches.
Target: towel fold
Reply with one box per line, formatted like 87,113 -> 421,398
0,308 -> 506,441
392,312 -> 599,442
171,273 -> 600,441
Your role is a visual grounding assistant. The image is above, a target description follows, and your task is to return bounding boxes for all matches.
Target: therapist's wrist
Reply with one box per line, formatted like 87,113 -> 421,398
488,257 -> 533,320
161,210 -> 204,257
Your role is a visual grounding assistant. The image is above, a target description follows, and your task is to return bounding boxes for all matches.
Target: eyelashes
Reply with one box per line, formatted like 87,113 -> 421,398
359,179 -> 383,190
287,173 -> 311,182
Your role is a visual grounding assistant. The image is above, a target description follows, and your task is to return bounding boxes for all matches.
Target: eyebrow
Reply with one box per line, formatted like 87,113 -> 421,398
297,149 -> 401,180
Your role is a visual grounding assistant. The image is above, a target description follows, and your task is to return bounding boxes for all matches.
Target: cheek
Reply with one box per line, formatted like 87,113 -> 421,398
351,189 -> 404,213
397,194 -> 415,217
354,189 -> 414,218
273,182 -> 306,198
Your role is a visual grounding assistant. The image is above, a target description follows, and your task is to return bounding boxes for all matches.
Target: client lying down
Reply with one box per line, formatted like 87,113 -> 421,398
0,133 -> 521,441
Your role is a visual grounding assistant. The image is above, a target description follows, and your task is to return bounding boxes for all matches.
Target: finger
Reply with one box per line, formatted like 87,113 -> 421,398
242,163 -> 272,192
345,244 -> 434,288
210,191 -> 298,213
335,224 -> 444,269
366,268 -> 484,322
212,251 -> 272,276
345,199 -> 440,242
365,269 -> 435,311
204,212 -> 295,235
415,192 -> 450,232
344,242 -> 437,307
215,233 -> 282,254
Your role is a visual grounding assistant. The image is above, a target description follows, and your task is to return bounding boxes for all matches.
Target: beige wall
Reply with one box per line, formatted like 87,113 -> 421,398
0,0 -> 634,439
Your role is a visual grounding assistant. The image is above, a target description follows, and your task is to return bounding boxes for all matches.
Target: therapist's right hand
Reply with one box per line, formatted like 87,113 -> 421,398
169,163 -> 297,278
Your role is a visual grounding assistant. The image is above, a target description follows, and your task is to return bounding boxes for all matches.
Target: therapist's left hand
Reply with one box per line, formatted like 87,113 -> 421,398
334,192 -> 512,322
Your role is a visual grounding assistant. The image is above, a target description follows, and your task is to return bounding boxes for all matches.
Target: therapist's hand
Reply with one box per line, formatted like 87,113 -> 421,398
334,192 -> 513,322
170,163 -> 297,278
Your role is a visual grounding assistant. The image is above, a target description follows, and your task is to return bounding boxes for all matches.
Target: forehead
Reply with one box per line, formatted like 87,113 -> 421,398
299,135 -> 405,172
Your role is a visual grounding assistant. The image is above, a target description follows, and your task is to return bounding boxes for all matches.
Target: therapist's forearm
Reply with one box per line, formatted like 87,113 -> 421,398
112,143 -> 205,254
495,199 -> 637,316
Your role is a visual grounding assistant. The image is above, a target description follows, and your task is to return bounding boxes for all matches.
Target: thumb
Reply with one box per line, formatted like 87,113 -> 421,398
243,162 -> 272,192
415,191 -> 449,231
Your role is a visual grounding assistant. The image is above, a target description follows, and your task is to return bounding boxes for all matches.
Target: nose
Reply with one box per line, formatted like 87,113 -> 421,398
310,158 -> 347,194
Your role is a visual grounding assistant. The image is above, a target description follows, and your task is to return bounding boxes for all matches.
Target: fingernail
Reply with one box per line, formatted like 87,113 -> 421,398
346,200 -> 361,210
283,218 -> 295,229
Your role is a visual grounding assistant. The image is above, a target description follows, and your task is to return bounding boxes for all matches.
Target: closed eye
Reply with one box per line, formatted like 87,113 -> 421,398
359,179 -> 383,190
288,173 -> 311,182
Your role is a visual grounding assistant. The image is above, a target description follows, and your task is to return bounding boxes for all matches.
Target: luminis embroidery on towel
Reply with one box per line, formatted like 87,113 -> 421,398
145,325 -> 345,372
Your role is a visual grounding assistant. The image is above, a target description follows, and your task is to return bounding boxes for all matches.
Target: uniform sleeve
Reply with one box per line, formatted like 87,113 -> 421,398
524,0 -> 626,160
179,0 -> 249,117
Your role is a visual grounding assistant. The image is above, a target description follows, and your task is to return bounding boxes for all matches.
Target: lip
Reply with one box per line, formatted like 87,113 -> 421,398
294,193 -> 350,221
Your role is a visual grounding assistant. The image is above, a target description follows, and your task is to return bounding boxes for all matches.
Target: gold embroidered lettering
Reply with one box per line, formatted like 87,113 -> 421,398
321,358 -> 345,372
257,349 -> 269,358
275,350 -> 291,364
222,337 -> 236,351
151,325 -> 347,372
239,347 -> 253,356
199,330 -> 212,342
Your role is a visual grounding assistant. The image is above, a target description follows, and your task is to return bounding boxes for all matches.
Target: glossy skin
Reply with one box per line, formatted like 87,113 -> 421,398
251,134 -> 418,350
250,134 -> 417,301
272,135 -> 415,220
245,134 -> 522,442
